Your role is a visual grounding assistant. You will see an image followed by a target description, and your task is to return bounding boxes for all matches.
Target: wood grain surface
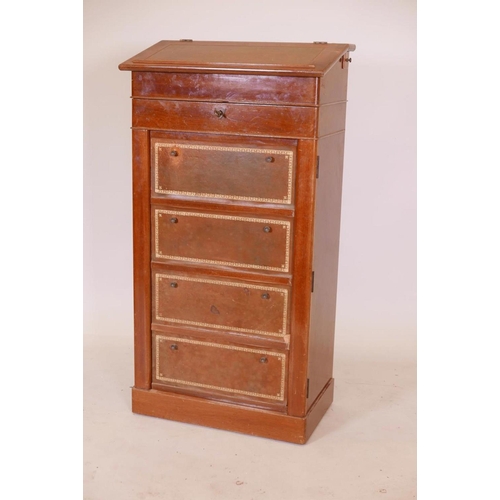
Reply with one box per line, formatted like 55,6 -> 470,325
132,130 -> 152,389
307,60 -> 349,409
119,40 -> 355,76
133,72 -> 317,105
132,99 -> 317,139
120,40 -> 354,442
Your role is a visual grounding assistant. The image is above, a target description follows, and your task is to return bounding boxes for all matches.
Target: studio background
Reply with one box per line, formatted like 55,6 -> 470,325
84,1 -> 416,498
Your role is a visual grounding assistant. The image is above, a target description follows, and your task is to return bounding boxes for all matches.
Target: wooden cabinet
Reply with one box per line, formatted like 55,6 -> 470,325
119,40 -> 355,444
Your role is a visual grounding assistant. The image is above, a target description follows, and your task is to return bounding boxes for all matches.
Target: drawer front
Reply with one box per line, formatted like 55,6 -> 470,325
132,72 -> 317,105
153,273 -> 289,337
153,208 -> 291,272
133,99 -> 316,138
152,139 -> 295,204
154,335 -> 287,401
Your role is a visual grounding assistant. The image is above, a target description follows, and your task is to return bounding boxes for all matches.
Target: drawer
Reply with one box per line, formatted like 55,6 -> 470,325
153,334 -> 287,402
133,99 -> 316,138
151,138 -> 295,205
153,272 -> 289,337
132,72 -> 317,105
153,208 -> 291,273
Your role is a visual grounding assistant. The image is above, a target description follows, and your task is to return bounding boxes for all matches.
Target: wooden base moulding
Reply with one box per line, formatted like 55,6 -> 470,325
132,378 -> 334,445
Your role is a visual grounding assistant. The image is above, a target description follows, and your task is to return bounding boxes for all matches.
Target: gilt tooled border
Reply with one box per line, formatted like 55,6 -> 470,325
154,210 -> 291,273
154,142 -> 294,204
155,274 -> 289,337
155,335 -> 286,401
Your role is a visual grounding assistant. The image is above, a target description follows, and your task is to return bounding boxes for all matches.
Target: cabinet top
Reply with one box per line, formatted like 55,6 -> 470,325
118,40 -> 355,77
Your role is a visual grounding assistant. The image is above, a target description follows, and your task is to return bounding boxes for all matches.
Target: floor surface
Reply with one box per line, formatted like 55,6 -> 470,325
84,334 -> 416,499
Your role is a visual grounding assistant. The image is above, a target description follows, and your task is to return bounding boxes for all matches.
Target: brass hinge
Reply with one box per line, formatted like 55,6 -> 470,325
311,271 -> 315,293
307,378 -> 310,398
316,155 -> 320,178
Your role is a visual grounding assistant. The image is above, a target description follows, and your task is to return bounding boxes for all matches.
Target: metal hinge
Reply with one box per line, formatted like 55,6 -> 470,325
313,41 -> 328,44
311,271 -> 315,293
316,156 -> 320,178
179,39 -> 193,42
307,378 -> 310,398
340,54 -> 352,69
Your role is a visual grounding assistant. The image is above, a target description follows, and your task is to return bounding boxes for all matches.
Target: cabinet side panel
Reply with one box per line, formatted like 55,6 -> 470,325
287,139 -> 317,417
307,62 -> 349,409
318,55 -> 350,105
132,129 -> 152,389
307,131 -> 345,409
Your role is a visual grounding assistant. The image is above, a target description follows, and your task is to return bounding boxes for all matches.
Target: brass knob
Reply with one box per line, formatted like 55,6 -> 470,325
214,108 -> 226,119
260,357 -> 268,363
170,217 -> 178,223
170,282 -> 178,288
261,293 -> 270,300
263,226 -> 272,233
170,150 -> 178,157
170,344 -> 178,350
265,156 -> 275,163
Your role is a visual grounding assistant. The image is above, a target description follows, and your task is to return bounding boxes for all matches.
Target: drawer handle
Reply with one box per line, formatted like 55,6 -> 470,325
261,293 -> 270,300
265,156 -> 275,163
263,226 -> 272,233
214,108 -> 226,119
170,344 -> 178,351
260,356 -> 268,363
170,217 -> 178,224
170,150 -> 178,157
170,282 -> 178,288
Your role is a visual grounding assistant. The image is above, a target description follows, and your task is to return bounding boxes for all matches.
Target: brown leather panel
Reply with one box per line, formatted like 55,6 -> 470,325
152,207 -> 292,273
151,137 -> 295,205
153,334 -> 287,401
153,272 -> 290,337
132,72 -> 317,105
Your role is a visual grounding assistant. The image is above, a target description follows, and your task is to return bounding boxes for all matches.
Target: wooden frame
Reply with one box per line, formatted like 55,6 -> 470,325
120,40 -> 354,443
